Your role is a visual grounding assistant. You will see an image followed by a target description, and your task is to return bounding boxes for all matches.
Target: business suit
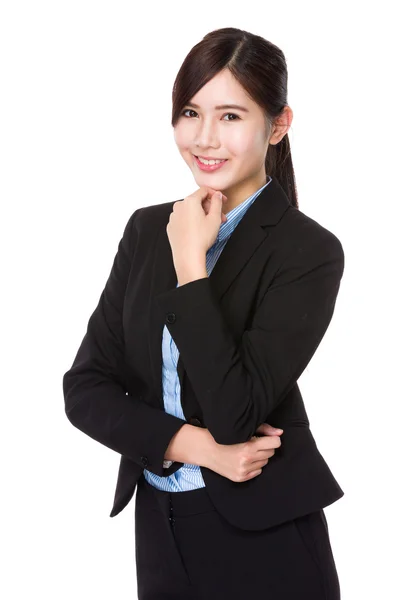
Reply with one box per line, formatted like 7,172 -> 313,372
63,174 -> 344,597
144,174 -> 274,491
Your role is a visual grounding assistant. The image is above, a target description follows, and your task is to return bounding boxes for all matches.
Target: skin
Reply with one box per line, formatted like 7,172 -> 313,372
173,67 -> 293,214
166,68 -> 292,474
168,67 -> 293,285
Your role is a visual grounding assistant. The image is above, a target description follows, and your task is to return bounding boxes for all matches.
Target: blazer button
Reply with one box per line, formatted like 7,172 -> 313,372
166,312 -> 176,324
140,456 -> 149,467
188,416 -> 202,427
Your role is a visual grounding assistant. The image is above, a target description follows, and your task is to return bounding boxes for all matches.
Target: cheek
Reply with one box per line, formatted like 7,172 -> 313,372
173,126 -> 190,152
227,128 -> 265,158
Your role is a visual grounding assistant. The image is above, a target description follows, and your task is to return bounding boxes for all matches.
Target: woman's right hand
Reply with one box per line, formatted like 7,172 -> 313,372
206,423 -> 283,483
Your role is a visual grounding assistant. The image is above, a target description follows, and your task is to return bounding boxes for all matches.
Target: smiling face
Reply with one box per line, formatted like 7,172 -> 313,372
173,68 -> 292,212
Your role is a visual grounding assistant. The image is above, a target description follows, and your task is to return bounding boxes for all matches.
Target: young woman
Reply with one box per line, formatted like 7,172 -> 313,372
63,27 -> 345,599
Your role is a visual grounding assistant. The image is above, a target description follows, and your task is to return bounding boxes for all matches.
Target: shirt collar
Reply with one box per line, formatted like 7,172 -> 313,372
216,175 -> 273,244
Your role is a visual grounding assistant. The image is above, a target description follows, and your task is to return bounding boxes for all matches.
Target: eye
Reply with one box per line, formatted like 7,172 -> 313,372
181,109 -> 198,118
223,113 -> 239,121
181,109 -> 240,121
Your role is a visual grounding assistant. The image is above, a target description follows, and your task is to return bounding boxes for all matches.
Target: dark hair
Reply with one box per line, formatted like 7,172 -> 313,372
171,27 -> 298,209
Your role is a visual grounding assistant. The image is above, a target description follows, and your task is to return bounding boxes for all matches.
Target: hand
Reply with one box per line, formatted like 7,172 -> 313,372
166,187 -> 228,266
202,187 -> 228,223
205,423 -> 284,483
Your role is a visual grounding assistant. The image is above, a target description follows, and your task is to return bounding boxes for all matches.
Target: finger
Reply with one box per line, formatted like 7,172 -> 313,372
187,186 -> 227,206
252,435 -> 282,450
245,469 -> 263,480
202,203 -> 223,220
256,423 -> 283,435
185,188 -> 213,204
208,191 -> 224,217
202,203 -> 222,219
205,186 -> 228,201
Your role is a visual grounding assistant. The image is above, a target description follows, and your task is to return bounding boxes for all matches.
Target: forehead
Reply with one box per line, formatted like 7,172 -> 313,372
188,70 -> 255,111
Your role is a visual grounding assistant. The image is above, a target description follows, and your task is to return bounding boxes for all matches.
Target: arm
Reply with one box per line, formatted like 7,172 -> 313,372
164,424 -> 216,468
63,208 -> 187,478
155,232 -> 345,445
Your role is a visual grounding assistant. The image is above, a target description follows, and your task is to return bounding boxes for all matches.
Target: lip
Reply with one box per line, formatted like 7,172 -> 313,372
193,155 -> 228,172
196,155 -> 227,160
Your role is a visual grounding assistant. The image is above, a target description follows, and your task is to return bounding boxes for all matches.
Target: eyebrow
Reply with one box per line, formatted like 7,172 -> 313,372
185,102 -> 249,113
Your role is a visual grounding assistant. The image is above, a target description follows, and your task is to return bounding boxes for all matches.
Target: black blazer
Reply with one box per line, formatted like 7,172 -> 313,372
63,175 -> 345,531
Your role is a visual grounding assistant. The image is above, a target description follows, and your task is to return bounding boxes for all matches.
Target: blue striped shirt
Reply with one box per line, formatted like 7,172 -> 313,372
143,175 -> 273,491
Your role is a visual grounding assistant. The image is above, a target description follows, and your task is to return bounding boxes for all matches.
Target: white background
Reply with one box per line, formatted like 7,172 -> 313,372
1,1 -> 418,598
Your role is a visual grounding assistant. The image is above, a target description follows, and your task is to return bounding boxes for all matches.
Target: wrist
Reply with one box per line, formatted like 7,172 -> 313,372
164,424 -> 217,467
198,428 -> 218,470
174,256 -> 207,286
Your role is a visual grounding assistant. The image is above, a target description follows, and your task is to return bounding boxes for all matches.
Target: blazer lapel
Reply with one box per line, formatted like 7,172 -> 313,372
148,175 -> 291,410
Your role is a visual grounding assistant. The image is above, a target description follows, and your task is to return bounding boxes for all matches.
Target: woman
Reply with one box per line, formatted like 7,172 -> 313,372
63,27 -> 345,599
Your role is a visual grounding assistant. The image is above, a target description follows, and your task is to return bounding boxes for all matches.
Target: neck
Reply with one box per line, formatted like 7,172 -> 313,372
221,172 -> 268,214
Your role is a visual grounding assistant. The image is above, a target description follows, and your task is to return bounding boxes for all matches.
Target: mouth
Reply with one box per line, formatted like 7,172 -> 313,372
193,155 -> 229,172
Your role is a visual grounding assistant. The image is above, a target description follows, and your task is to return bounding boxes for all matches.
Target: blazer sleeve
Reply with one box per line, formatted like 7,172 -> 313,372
62,208 -> 187,477
155,231 -> 345,445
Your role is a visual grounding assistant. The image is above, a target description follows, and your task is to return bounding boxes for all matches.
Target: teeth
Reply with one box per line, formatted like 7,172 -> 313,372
197,156 -> 226,165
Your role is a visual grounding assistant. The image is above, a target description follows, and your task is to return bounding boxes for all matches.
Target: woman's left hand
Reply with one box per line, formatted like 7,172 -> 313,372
255,423 -> 284,436
166,187 -> 228,266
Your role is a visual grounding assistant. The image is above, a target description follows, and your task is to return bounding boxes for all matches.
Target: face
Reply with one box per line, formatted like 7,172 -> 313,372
173,68 -> 292,212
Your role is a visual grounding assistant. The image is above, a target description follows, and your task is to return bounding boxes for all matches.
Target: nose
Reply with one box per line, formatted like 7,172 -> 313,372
194,117 -> 220,150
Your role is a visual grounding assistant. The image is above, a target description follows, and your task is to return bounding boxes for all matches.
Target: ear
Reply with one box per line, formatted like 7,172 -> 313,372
269,105 -> 293,145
